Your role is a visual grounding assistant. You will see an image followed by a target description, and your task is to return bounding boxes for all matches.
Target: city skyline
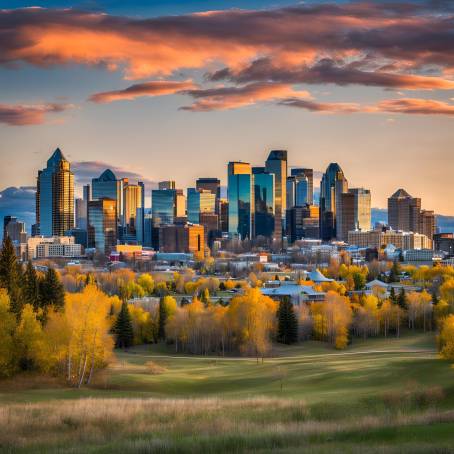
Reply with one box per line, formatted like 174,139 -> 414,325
1,0 -> 454,215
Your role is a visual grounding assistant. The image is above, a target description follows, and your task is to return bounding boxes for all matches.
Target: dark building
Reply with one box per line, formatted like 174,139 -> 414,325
291,168 -> 313,205
286,205 -> 320,243
434,233 -> 454,257
65,228 -> 88,248
252,167 -> 274,238
219,199 -> 229,233
337,192 -> 355,242
159,224 -> 204,255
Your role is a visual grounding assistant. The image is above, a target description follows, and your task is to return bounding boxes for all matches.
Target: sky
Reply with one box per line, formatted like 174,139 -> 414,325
1,0 -> 454,217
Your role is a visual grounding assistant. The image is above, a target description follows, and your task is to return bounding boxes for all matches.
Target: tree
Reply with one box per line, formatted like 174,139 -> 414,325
0,235 -> 22,314
158,296 -> 177,341
114,301 -> 134,349
40,267 -> 65,310
353,272 -> 366,291
0,290 -> 17,376
14,304 -> 46,371
137,273 -> 154,295
389,261 -> 401,283
438,315 -> 454,360
397,288 -> 407,309
389,287 -> 397,305
277,298 -> 298,345
23,261 -> 41,310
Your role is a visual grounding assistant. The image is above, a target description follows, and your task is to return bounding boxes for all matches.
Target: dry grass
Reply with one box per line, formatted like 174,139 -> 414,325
144,361 -> 168,375
1,396 -> 454,453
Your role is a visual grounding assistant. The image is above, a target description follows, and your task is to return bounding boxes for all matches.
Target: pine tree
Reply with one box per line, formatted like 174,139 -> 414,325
389,260 -> 401,283
114,301 -> 134,349
23,261 -> 40,310
40,267 -> 65,310
397,288 -> 407,309
0,235 -> 22,315
158,296 -> 167,341
389,286 -> 397,305
277,298 -> 298,345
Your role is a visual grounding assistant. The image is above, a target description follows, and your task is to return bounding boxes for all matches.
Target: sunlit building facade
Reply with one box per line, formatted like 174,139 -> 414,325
252,167 -> 274,238
152,189 -> 176,226
187,188 -> 216,224
87,198 -> 117,255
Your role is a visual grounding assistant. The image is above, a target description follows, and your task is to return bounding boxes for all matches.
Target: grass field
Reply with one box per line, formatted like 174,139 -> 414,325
1,332 -> 454,453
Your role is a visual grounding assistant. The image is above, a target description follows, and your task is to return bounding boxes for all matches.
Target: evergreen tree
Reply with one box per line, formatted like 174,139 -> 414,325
219,282 -> 226,291
389,286 -> 397,305
114,301 -> 134,349
23,261 -> 40,310
388,260 -> 401,283
40,267 -> 65,310
158,296 -> 167,341
0,235 -> 22,315
277,298 -> 298,345
397,288 -> 407,309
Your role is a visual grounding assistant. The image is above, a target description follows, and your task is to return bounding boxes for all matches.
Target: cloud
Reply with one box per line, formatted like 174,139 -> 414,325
207,57 -> 454,90
2,3 -> 454,81
375,98 -> 454,116
181,82 -> 310,111
89,80 -> 197,103
0,102 -> 71,126
277,98 -> 363,114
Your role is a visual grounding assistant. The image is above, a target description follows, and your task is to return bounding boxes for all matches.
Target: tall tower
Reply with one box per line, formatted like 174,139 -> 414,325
228,161 -> 253,239
319,163 -> 347,241
265,150 -> 287,241
36,148 -> 74,236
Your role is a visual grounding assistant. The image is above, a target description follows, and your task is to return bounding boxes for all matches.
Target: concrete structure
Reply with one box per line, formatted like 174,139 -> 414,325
27,235 -> 81,259
159,224 -> 205,254
348,228 -> 432,250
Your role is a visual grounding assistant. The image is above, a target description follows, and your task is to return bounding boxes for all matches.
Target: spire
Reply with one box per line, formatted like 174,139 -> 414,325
46,148 -> 67,169
390,188 -> 412,199
97,169 -> 117,181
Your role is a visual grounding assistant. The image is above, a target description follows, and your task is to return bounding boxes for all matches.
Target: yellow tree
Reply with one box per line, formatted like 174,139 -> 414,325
438,315 -> 454,360
137,273 -> 155,295
0,289 -> 17,376
440,278 -> 454,311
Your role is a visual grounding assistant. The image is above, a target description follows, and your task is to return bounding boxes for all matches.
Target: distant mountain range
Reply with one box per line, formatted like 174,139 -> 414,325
1,187 -> 453,241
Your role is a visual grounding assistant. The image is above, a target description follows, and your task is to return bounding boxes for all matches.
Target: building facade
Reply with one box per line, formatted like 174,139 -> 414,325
252,167 -> 275,238
87,199 -> 117,255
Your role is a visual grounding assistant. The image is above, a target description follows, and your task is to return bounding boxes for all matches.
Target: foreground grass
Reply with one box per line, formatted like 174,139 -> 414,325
1,332 -> 454,452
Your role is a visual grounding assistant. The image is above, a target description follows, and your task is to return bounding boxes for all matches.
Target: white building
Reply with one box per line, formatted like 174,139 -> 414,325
27,236 -> 82,259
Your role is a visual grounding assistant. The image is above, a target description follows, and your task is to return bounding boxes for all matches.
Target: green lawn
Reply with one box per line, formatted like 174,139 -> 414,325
2,332 -> 454,453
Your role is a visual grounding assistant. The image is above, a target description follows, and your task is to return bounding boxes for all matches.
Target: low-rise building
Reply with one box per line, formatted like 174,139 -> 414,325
348,229 -> 432,250
27,236 -> 82,259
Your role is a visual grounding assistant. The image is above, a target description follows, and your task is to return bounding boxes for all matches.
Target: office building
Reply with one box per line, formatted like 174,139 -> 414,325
434,233 -> 454,257
87,199 -> 117,255
337,192 -> 355,242
27,235 -> 81,260
196,178 -> 221,199
175,189 -> 186,218
159,224 -> 205,255
388,189 -> 436,239
349,188 -> 371,231
319,163 -> 347,241
152,189 -> 177,226
291,168 -> 314,204
286,205 -> 320,243
219,199 -> 229,233
36,148 -> 74,236
265,150 -> 287,240
187,188 -> 216,224
92,169 -> 124,226
228,161 -> 253,239
252,167 -> 274,238
123,182 -> 143,236
3,216 -> 27,243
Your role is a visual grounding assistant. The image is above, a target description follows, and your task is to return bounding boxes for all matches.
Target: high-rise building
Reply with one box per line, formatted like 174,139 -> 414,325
219,199 -> 229,233
348,188 -> 371,232
152,189 -> 177,226
87,198 -> 117,255
175,189 -> 186,218
319,163 -> 347,241
187,188 -> 216,224
388,189 -> 435,239
252,167 -> 274,238
159,180 -> 176,190
3,216 -> 27,243
36,148 -> 74,236
291,168 -> 314,205
337,192 -> 355,242
92,169 -> 124,226
123,182 -> 143,236
196,178 -> 221,199
265,150 -> 287,241
228,162 -> 253,239
286,176 -> 296,209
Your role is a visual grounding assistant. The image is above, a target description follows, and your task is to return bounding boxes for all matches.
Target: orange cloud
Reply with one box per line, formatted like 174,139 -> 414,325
180,83 -> 310,111
89,80 -> 197,103
376,98 -> 454,116
278,98 -> 363,113
0,103 -> 71,126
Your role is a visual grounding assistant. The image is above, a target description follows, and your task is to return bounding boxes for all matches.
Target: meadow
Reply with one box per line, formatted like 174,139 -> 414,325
1,332 -> 454,453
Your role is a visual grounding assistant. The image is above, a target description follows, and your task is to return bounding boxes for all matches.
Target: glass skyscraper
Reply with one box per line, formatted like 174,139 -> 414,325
252,167 -> 274,238
92,169 -> 124,226
36,148 -> 74,236
228,162 -> 253,239
265,150 -> 287,241
87,198 -> 117,255
152,189 -> 176,226
187,188 -> 216,224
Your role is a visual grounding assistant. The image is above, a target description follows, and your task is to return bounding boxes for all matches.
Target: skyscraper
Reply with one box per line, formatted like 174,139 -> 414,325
337,192 -> 355,242
196,178 -> 221,199
228,161 -> 253,239
286,204 -> 319,243
319,163 -> 346,241
123,182 -> 143,236
187,188 -> 216,224
92,169 -> 124,226
159,180 -> 176,190
87,198 -> 117,255
36,148 -> 74,236
349,188 -> 371,232
293,168 -> 314,204
152,189 -> 177,226
388,189 -> 435,240
252,167 -> 274,238
265,150 -> 287,241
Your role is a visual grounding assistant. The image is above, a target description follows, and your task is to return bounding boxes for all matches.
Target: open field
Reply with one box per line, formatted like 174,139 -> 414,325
1,332 -> 454,453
